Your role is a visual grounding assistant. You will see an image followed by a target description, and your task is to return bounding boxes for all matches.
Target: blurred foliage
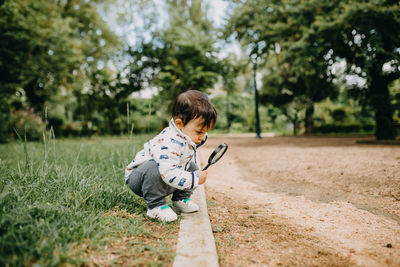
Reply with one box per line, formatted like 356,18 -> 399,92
1,0 -> 399,141
390,79 -> 400,135
0,97 -> 10,143
0,0 -> 119,111
211,92 -> 290,134
319,0 -> 400,140
0,0 -> 123,140
124,0 -> 222,118
227,0 -> 400,139
313,123 -> 374,134
227,0 -> 339,134
218,54 -> 249,133
212,93 -> 254,132
9,108 -> 46,141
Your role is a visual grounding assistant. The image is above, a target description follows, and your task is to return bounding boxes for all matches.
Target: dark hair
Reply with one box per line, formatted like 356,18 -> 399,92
172,90 -> 217,129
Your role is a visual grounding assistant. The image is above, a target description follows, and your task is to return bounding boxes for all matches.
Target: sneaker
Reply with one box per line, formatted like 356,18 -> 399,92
146,205 -> 178,222
173,198 -> 199,213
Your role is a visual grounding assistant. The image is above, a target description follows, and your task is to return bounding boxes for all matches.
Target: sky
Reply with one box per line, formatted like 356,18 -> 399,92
211,0 -> 229,28
109,0 -> 230,47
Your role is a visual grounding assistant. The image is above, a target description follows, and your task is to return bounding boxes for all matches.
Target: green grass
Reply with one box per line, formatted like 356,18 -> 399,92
0,135 -> 178,266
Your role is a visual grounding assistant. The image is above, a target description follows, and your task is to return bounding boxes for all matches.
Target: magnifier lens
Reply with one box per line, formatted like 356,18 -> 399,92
202,143 -> 228,171
211,149 -> 226,164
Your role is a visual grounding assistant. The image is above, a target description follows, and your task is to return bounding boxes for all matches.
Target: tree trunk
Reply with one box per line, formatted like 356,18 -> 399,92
24,79 -> 45,112
292,118 -> 298,136
305,103 -> 314,135
370,79 -> 396,140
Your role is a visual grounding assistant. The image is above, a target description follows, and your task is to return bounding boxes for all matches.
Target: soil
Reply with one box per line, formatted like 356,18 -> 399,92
201,135 -> 400,266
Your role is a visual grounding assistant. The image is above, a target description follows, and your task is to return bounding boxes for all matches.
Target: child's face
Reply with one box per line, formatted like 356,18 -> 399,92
175,117 -> 210,145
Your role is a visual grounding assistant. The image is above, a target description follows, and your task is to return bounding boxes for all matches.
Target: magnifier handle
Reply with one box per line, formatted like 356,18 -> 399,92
202,163 -> 210,171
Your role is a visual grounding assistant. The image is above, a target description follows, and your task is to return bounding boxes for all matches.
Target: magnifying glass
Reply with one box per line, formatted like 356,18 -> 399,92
202,143 -> 228,170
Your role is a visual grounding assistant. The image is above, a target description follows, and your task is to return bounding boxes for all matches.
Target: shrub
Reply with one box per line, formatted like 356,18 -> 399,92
81,121 -> 99,136
47,116 -> 64,137
131,113 -> 165,134
330,108 -> 347,122
9,108 -> 46,141
61,121 -> 83,137
313,123 -> 375,134
0,97 -> 10,143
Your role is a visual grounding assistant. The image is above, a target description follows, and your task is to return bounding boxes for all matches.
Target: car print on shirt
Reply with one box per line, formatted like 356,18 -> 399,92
178,178 -> 186,187
176,134 -> 187,140
171,151 -> 180,157
170,138 -> 184,147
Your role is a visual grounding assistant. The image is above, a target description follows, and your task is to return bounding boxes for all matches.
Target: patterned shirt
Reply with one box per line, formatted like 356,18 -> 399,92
124,119 -> 207,190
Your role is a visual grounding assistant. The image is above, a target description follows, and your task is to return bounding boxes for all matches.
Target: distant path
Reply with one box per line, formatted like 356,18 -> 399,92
202,135 -> 400,266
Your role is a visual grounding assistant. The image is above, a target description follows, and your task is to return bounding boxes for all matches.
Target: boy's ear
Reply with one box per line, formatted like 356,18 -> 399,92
174,118 -> 183,130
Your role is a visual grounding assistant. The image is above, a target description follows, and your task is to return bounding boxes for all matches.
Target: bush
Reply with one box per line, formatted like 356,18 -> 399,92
0,97 -> 10,143
61,121 -> 83,137
394,122 -> 400,137
330,108 -> 347,122
81,122 -> 99,136
47,116 -> 64,137
313,123 -> 375,134
9,108 -> 46,141
47,121 -> 98,137
211,93 -> 255,132
131,113 -> 165,134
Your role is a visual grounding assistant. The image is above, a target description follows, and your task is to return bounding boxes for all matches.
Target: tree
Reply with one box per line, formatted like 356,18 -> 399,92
390,79 -> 400,128
0,0 -> 119,112
228,0 -> 400,140
0,0 -> 124,139
316,0 -> 400,139
156,0 -> 220,102
226,0 -> 338,135
218,54 -> 246,133
1,1 -> 77,111
124,0 -> 221,120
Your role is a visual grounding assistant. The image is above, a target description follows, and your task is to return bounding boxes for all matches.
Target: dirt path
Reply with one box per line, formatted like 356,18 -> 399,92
201,135 -> 400,266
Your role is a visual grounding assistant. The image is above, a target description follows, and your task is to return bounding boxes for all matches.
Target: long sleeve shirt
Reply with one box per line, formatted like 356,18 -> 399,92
124,119 -> 206,190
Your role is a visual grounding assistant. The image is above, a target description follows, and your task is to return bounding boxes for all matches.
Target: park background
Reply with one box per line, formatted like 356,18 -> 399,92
1,0 -> 400,266
1,0 -> 400,142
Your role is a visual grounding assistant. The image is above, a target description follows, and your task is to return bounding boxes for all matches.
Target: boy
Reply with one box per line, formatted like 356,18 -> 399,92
124,90 -> 217,222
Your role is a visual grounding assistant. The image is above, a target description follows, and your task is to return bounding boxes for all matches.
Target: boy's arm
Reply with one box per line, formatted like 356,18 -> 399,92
152,142 -> 199,190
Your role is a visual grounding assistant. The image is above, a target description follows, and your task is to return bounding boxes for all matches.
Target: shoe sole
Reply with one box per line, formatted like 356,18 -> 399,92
180,210 -> 199,213
147,212 -> 177,222
173,207 -> 199,213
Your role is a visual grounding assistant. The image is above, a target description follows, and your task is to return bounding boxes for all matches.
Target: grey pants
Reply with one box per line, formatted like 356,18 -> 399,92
126,160 -> 198,209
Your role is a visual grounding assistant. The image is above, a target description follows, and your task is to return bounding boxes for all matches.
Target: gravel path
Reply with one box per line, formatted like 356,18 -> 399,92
201,135 -> 400,266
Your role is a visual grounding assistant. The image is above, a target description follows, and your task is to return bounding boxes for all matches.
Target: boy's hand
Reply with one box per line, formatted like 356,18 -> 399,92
198,170 -> 208,184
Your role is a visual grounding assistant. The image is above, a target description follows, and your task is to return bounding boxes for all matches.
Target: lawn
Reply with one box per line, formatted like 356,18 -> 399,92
0,135 -> 179,266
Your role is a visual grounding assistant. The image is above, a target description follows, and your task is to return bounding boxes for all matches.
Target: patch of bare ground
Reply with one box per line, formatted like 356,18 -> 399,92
202,135 -> 400,266
69,207 -> 179,266
207,188 -> 353,266
88,224 -> 177,266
